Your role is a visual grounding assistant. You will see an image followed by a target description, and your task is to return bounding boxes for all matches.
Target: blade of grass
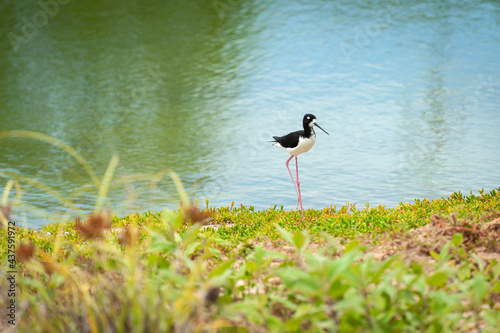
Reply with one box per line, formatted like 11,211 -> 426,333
2,179 -> 22,205
167,170 -> 190,209
0,170 -> 83,214
1,179 -> 22,226
0,130 -> 100,186
94,155 -> 119,213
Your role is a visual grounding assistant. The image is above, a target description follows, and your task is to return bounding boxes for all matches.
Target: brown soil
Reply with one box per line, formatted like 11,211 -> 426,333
368,215 -> 500,267
227,215 -> 500,270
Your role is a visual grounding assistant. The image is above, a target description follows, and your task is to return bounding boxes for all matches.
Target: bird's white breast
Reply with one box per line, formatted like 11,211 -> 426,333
276,133 -> 316,156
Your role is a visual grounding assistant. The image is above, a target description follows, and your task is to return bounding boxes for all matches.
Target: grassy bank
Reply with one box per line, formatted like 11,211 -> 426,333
1,188 -> 499,332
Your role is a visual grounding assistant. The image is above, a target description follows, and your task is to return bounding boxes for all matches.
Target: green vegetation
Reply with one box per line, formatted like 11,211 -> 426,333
1,131 -> 499,331
1,188 -> 499,332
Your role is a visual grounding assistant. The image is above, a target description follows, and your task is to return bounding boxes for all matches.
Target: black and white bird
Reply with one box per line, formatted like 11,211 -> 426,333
272,114 -> 329,221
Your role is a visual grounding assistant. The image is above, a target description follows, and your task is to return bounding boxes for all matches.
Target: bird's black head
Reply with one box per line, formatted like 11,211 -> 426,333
303,114 -> 317,126
303,113 -> 329,135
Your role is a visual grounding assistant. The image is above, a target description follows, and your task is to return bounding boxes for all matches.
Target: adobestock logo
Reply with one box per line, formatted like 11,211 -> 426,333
7,0 -> 71,54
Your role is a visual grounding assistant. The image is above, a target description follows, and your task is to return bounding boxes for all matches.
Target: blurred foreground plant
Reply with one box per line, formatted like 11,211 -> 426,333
5,210 -> 499,332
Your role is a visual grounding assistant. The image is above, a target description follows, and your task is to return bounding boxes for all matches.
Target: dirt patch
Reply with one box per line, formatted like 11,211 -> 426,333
368,215 -> 500,267
228,214 -> 500,270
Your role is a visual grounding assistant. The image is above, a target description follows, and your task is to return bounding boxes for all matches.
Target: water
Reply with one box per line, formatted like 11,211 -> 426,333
1,0 -> 499,227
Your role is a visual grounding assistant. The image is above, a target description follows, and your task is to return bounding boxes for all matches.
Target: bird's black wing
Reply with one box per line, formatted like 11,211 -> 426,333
272,130 -> 303,148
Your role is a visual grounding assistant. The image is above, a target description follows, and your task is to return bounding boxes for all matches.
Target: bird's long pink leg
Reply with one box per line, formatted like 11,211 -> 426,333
295,156 -> 300,209
295,156 -> 304,220
286,155 -> 304,221
286,155 -> 299,193
286,156 -> 301,213
295,158 -> 300,209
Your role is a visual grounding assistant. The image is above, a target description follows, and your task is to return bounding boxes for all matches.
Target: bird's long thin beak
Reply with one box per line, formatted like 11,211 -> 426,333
314,123 -> 329,135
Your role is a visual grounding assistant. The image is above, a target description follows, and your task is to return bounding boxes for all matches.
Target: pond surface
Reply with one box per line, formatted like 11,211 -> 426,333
1,0 -> 500,227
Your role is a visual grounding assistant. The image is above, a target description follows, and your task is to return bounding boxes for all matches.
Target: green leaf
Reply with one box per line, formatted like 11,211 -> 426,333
173,212 -> 184,230
427,271 -> 448,288
326,251 -> 358,282
182,223 -> 201,245
452,233 -> 463,247
320,232 -> 340,251
210,267 -> 234,287
160,208 -> 178,229
147,253 -> 169,269
429,250 -> 441,261
274,267 -> 321,294
227,300 -> 263,325
472,274 -> 487,303
207,237 -> 233,247
412,262 -> 423,274
147,238 -> 175,253
293,303 -> 323,320
458,265 -> 471,281
293,230 -> 309,251
341,265 -> 363,288
490,259 -> 500,279
439,242 -> 451,261
492,280 -> 500,293
412,275 -> 427,293
246,261 -> 258,272
373,255 -> 397,283
293,231 -> 305,250
263,250 -> 287,260
345,240 -> 360,253
184,241 -> 202,257
335,289 -> 365,312
292,278 -> 321,294
328,279 -> 349,299
49,272 -> 65,287
275,224 -> 294,245
174,233 -> 182,244
266,315 -> 284,331
217,295 -> 233,306
269,294 -> 298,311
472,254 -> 486,271
209,259 -> 235,278
254,245 -> 263,267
